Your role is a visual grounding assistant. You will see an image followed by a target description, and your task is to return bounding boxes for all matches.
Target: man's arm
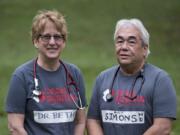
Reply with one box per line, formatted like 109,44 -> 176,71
143,118 -> 173,135
87,119 -> 103,135
7,113 -> 28,135
74,109 -> 86,135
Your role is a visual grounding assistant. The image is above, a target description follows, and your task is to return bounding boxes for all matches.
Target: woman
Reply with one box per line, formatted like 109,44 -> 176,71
6,10 -> 87,135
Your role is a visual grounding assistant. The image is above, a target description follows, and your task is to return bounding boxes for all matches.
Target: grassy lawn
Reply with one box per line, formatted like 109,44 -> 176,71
0,0 -> 179,134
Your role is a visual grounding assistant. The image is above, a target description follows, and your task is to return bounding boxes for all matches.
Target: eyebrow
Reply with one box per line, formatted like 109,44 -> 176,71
116,36 -> 138,40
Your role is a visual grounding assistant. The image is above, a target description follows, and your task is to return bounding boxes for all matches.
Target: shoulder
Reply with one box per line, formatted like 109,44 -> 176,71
61,61 -> 83,79
13,59 -> 34,76
62,61 -> 81,72
145,63 -> 169,77
96,65 -> 119,80
145,63 -> 172,82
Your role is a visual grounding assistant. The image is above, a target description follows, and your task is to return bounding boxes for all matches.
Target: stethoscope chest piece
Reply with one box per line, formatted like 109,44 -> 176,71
106,93 -> 113,102
103,89 -> 113,102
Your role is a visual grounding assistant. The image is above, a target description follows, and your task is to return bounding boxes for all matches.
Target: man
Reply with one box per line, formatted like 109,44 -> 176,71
87,18 -> 177,135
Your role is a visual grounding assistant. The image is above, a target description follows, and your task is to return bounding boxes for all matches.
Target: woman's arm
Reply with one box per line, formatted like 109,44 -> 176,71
7,113 -> 28,135
87,119 -> 103,135
74,109 -> 86,135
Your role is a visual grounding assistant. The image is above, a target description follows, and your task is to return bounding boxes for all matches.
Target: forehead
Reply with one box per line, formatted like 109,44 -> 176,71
116,24 -> 141,39
42,21 -> 60,34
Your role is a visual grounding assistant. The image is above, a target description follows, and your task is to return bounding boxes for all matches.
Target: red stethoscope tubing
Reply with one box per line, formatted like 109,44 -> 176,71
32,58 -> 84,109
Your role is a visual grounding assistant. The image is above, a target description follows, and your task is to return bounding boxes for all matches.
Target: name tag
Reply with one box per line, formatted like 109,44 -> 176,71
34,110 -> 76,123
102,110 -> 144,124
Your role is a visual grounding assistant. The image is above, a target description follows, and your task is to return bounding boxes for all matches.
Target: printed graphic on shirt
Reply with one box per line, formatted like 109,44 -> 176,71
38,88 -> 78,104
102,110 -> 144,124
34,109 -> 76,123
103,89 -> 145,105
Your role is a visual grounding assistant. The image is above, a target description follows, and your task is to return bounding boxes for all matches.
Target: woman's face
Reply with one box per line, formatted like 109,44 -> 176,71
34,20 -> 65,61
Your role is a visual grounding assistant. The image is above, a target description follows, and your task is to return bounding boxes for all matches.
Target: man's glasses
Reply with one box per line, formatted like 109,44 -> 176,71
39,34 -> 64,43
115,36 -> 141,46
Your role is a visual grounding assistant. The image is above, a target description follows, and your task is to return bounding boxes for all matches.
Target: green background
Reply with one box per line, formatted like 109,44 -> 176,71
0,0 -> 179,134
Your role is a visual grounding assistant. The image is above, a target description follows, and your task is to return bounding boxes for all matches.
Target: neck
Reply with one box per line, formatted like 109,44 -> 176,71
37,57 -> 60,71
120,62 -> 145,76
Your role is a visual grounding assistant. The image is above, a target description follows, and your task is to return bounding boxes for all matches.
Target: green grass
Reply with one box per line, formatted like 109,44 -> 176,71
0,0 -> 180,134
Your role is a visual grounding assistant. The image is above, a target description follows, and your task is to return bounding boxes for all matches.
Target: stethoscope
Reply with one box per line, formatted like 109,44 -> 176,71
106,65 -> 145,102
31,58 -> 85,110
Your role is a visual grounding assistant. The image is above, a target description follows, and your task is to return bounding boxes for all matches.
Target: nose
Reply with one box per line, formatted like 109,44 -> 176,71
122,40 -> 129,47
121,41 -> 129,50
49,36 -> 56,44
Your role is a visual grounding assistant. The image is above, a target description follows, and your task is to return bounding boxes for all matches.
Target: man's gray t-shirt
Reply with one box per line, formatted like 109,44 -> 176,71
6,59 -> 86,135
87,63 -> 176,135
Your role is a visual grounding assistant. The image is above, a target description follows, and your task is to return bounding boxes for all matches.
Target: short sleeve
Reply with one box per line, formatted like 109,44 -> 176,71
5,74 -> 27,113
87,76 -> 101,120
153,73 -> 177,119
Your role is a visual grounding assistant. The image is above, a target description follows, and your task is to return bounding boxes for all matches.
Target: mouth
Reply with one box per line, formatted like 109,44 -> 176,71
46,48 -> 59,53
47,47 -> 58,50
119,54 -> 130,59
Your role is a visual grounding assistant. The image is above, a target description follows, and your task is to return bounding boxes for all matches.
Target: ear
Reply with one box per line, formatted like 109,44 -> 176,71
61,40 -> 66,49
34,44 -> 38,48
143,45 -> 148,57
33,39 -> 39,49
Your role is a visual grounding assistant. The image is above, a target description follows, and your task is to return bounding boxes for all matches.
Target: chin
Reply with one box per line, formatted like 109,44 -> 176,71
117,59 -> 131,65
46,55 -> 60,60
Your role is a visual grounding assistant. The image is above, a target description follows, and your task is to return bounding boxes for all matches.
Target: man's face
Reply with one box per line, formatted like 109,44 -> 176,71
114,24 -> 147,67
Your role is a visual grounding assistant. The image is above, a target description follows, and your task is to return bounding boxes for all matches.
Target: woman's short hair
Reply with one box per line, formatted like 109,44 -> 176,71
31,9 -> 67,42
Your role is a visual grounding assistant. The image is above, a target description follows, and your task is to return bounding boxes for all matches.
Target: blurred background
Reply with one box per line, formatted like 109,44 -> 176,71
0,0 -> 179,134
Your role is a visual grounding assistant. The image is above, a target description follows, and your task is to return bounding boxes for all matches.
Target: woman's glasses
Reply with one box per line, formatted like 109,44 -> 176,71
39,34 -> 64,43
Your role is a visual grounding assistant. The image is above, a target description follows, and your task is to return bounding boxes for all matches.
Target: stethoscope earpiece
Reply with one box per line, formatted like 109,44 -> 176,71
32,89 -> 41,103
33,96 -> 40,103
32,90 -> 41,96
31,74 -> 41,102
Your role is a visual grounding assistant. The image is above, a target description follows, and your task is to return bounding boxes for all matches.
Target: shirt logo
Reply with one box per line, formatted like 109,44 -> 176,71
102,110 -> 144,124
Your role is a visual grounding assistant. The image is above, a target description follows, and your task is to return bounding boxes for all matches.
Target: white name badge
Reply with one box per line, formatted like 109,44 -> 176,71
102,110 -> 144,124
34,109 -> 76,123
